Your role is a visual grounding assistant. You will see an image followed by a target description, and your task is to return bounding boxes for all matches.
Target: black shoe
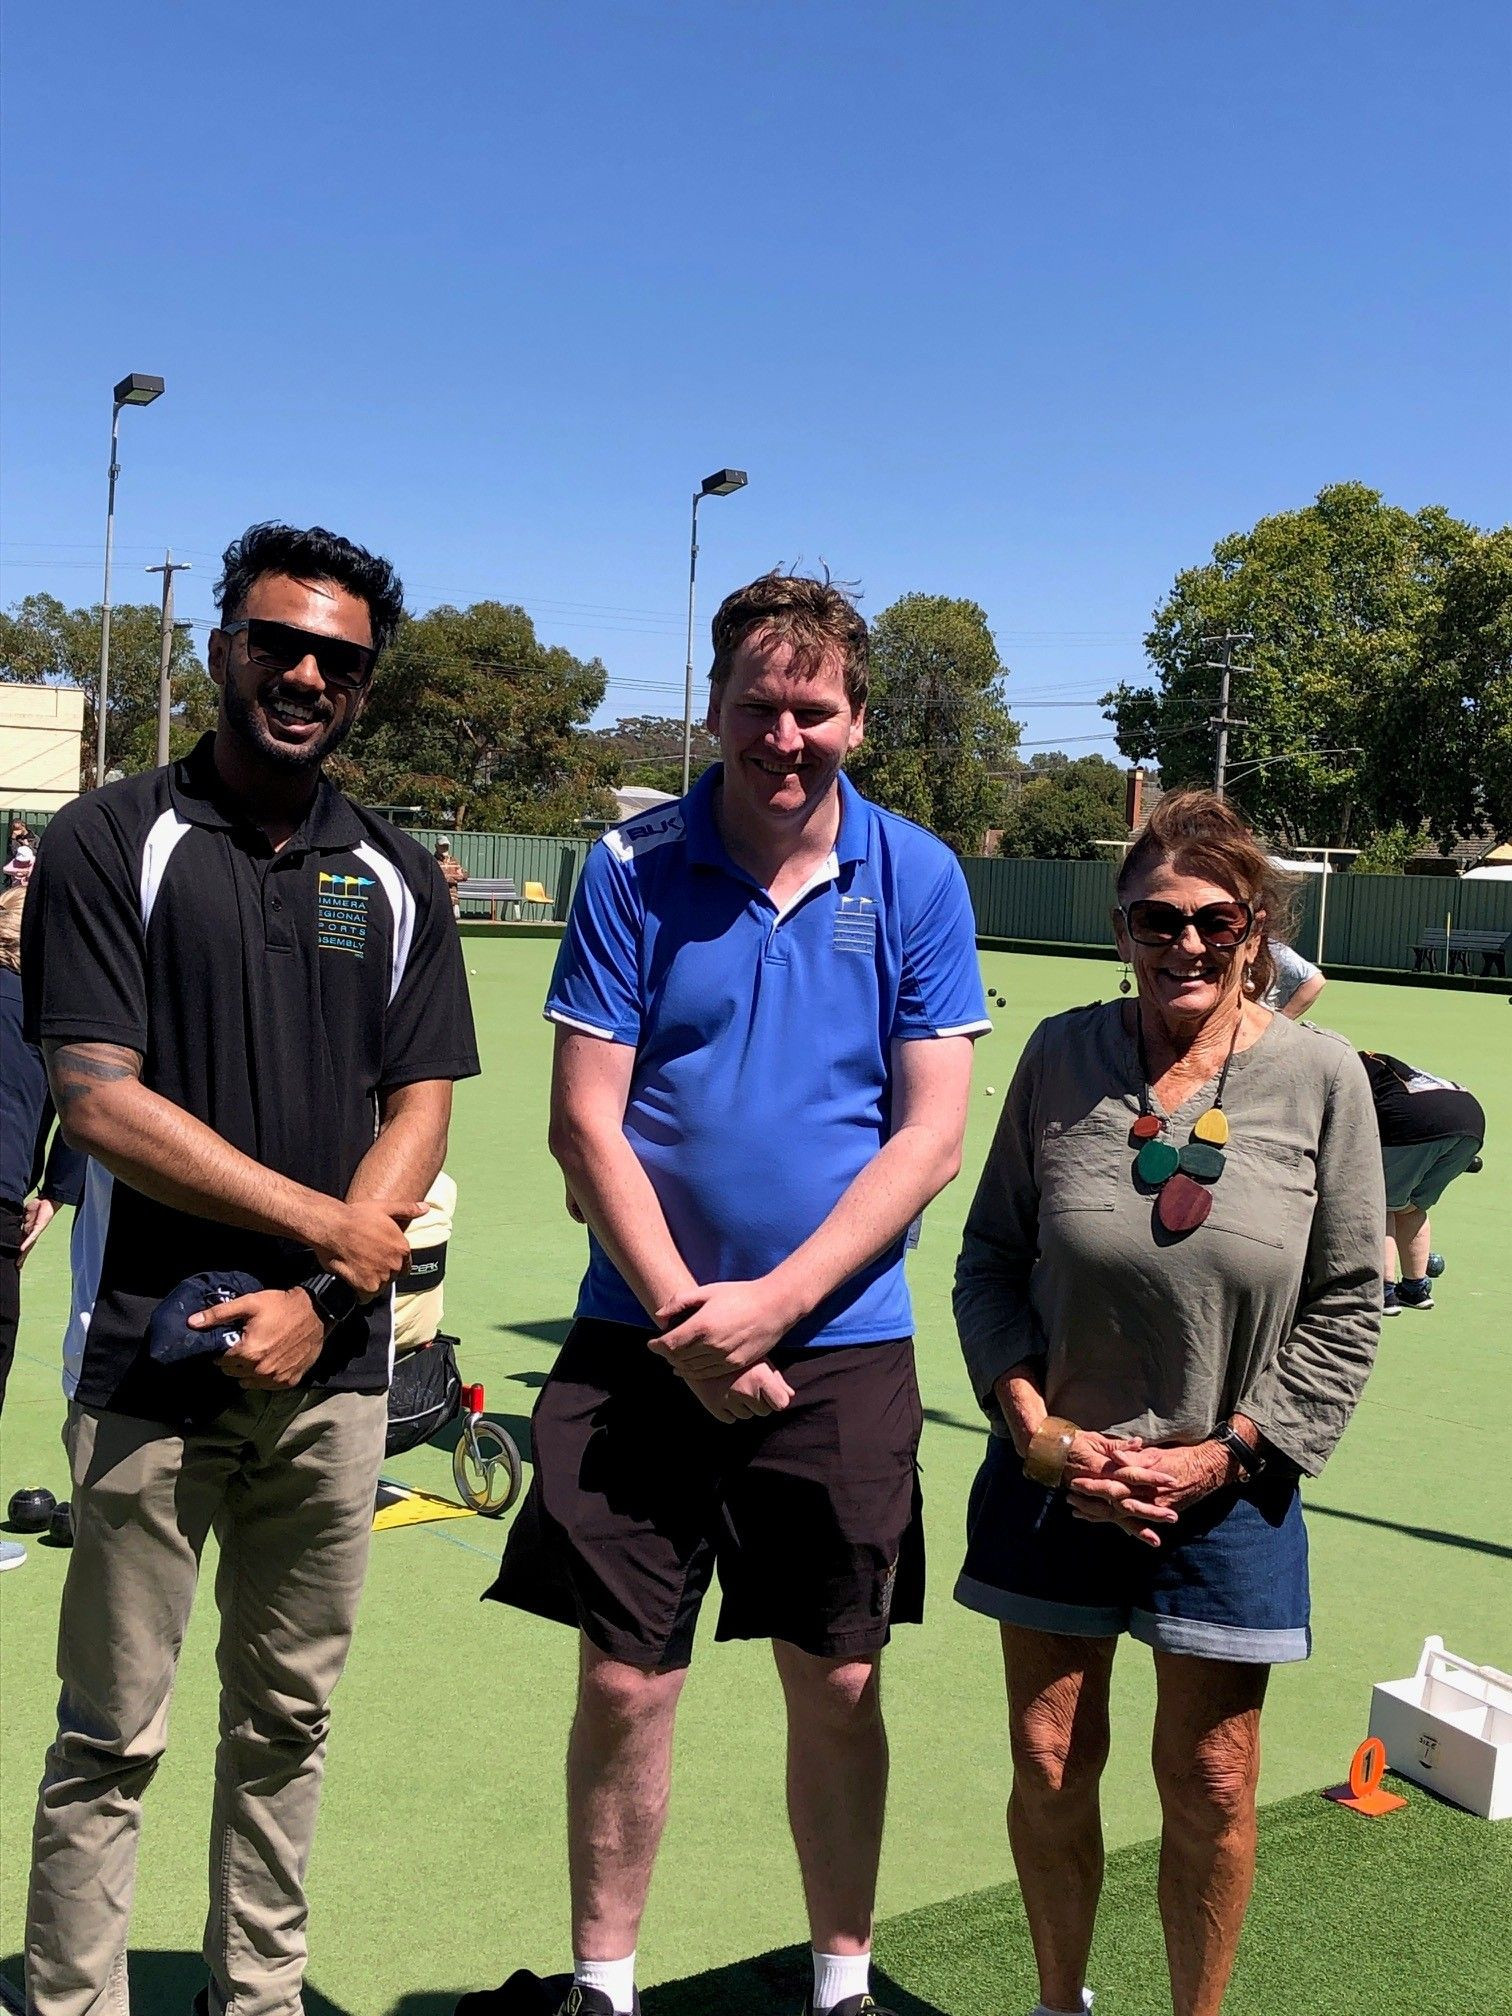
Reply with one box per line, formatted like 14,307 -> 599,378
455,1974 -> 640,2016
455,1971 -> 564,2016
802,1997 -> 897,2016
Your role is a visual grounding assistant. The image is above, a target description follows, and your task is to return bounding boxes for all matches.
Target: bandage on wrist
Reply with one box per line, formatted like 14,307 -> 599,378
1024,1416 -> 1079,1489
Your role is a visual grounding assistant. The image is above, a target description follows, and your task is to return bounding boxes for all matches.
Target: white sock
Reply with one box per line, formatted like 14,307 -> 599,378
812,1948 -> 871,2011
574,1952 -> 636,2013
1031,1989 -> 1094,2016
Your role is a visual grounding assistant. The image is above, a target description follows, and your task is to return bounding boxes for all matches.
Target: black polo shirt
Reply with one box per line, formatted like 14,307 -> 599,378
21,735 -> 480,1424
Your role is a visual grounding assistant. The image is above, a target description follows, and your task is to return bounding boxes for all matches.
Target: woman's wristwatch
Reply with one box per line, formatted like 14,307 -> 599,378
298,1272 -> 360,1332
1211,1422 -> 1266,1480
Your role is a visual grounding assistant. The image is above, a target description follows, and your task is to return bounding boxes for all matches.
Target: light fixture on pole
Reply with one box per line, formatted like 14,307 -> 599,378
96,373 -> 165,788
682,467 -> 748,794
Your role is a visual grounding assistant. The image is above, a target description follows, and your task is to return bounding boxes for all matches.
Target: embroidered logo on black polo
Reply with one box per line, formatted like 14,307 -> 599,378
318,871 -> 373,958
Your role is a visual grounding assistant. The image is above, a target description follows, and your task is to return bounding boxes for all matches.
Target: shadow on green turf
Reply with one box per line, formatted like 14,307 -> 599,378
921,1405 -> 987,1437
643,1952 -> 949,2014
1308,1500 -> 1512,1560
0,1954 -> 484,2016
496,1319 -> 574,1347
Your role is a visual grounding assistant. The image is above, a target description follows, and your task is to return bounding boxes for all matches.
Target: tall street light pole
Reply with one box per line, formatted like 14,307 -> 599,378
96,373 -> 165,788
146,550 -> 192,768
682,467 -> 748,794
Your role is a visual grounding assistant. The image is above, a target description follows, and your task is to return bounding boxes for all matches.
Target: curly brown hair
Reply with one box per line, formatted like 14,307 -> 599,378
709,572 -> 870,709
1116,789 -> 1301,1002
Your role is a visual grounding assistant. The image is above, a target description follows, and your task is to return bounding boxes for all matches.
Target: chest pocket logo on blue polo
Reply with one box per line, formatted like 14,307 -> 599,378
833,894 -> 878,954
318,871 -> 373,959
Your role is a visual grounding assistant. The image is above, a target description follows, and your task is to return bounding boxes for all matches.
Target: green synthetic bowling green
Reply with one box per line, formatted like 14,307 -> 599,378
2,944 -> 1507,2013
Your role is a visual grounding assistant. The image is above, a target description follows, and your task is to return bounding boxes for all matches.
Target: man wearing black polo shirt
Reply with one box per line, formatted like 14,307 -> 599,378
22,522 -> 479,2016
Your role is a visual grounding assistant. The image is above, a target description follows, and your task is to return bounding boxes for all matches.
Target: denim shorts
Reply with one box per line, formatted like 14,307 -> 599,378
954,1434 -> 1311,1664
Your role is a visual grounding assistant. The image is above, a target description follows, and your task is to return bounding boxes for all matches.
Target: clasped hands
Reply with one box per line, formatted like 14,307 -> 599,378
187,1197 -> 424,1392
648,1277 -> 800,1423
1061,1432 -> 1231,1549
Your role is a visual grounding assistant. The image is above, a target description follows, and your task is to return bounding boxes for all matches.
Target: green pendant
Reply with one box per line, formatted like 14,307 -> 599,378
1178,1141 -> 1226,1182
1136,1138 -> 1180,1185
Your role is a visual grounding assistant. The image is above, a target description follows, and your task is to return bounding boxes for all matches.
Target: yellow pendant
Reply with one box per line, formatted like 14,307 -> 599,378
1193,1108 -> 1230,1145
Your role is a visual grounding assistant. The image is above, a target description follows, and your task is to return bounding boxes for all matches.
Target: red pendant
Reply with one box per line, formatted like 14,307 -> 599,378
1158,1172 -> 1214,1233
1131,1114 -> 1162,1140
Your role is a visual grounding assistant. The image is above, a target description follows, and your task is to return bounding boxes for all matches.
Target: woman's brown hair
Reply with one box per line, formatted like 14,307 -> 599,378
1116,788 -> 1301,1002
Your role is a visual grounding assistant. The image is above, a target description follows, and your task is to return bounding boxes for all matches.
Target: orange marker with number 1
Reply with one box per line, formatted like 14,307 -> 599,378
1323,1737 -> 1408,1816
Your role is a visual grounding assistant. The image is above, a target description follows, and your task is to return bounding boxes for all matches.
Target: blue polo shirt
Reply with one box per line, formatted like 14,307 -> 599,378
546,767 -> 990,1348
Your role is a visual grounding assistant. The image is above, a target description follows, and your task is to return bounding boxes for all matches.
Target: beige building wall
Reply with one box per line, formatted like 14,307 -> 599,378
0,683 -> 85,810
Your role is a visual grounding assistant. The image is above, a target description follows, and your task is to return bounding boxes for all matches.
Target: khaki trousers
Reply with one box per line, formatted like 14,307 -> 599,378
25,1387 -> 387,2016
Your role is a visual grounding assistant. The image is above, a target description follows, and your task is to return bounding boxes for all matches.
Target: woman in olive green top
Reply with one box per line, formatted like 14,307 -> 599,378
954,791 -> 1382,2016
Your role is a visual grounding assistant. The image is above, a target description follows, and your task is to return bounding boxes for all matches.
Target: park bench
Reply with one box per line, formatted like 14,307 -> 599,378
455,877 -> 556,922
456,877 -> 521,921
1410,927 -> 1510,977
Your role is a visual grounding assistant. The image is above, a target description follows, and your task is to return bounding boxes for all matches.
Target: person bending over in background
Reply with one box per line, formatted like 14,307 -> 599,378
1360,1051 -> 1485,1315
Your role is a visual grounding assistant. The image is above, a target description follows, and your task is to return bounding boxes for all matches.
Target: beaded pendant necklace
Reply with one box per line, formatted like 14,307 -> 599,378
1131,1010 -> 1242,1233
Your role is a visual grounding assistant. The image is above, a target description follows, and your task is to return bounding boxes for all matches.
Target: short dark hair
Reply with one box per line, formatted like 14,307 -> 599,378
710,572 -> 870,709
215,522 -> 406,653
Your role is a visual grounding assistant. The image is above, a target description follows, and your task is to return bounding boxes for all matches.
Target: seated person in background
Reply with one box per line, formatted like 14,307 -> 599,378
1361,1052 -> 1485,1314
1263,937 -> 1326,1019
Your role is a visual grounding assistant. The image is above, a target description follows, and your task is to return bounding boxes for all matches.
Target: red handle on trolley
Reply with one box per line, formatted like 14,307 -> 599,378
464,1383 -> 485,1417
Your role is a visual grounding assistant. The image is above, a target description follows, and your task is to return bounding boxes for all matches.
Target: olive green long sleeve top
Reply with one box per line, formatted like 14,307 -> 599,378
954,1002 -> 1384,1476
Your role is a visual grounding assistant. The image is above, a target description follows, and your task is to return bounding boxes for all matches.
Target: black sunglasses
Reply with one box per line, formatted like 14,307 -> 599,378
1118,899 -> 1255,949
221,618 -> 378,693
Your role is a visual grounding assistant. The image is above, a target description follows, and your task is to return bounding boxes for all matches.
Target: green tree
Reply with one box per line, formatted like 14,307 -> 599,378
1349,823 -> 1430,875
586,714 -> 719,796
332,601 -> 616,832
0,591 -> 215,784
1392,529 -> 1512,845
997,753 -> 1128,859
847,593 -> 1020,852
1101,484 -> 1486,848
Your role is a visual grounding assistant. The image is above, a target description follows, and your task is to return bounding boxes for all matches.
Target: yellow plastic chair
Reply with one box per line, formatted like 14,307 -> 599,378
521,879 -> 553,919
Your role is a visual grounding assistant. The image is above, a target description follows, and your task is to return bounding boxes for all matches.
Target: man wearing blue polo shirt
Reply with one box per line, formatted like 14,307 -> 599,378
467,574 -> 988,2016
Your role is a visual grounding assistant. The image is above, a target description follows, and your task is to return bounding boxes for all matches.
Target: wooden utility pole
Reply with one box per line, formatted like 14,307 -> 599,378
146,551 -> 191,768
1199,632 -> 1253,799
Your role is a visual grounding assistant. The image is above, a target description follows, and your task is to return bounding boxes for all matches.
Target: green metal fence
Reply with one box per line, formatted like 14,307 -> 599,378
407,829 -> 592,918
959,855 -> 1118,944
961,855 -> 1512,972
11,791 -> 1510,966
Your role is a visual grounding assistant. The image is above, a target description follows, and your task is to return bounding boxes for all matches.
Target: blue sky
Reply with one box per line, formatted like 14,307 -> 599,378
3,0 -> 1508,760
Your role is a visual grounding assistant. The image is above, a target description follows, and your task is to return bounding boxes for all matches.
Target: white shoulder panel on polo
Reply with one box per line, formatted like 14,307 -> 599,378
138,808 -> 192,929
354,841 -> 416,1005
602,807 -> 685,864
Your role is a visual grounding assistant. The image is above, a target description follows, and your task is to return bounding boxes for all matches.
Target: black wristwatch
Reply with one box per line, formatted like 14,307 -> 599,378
298,1272 -> 360,1331
1212,1423 -> 1266,1480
